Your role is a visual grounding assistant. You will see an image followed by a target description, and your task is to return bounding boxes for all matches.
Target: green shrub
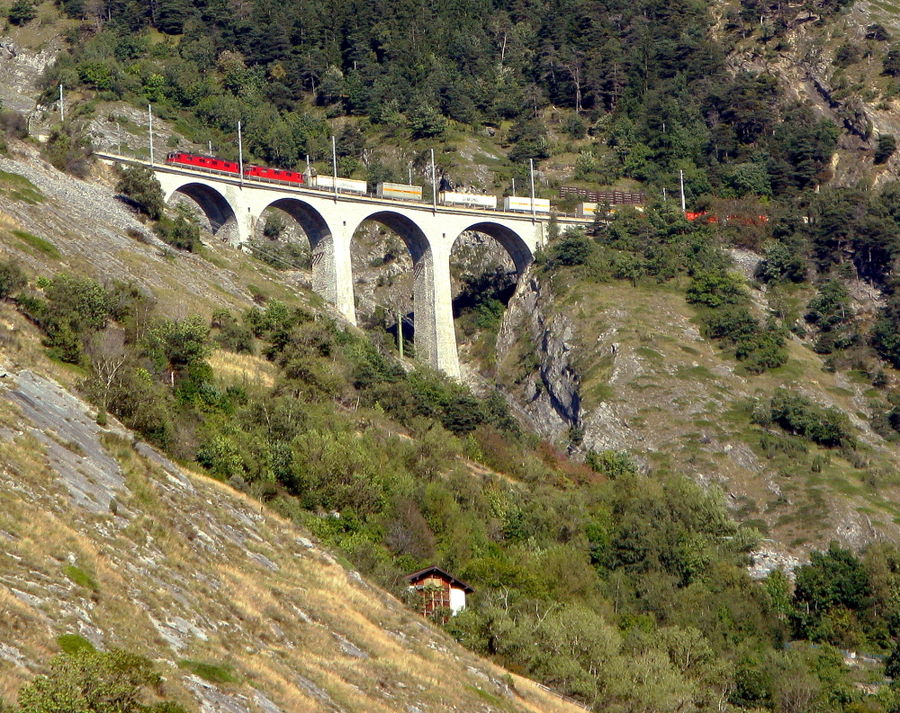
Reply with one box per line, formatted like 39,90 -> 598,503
211,310 -> 254,353
701,305 -> 758,343
154,214 -> 201,251
7,0 -> 36,25
263,212 -> 286,239
872,295 -> 900,368
546,230 -> 592,267
735,329 -> 788,373
686,271 -> 747,308
756,241 -> 806,283
17,650 -> 186,713
0,260 -> 26,299
43,124 -> 93,178
586,450 -> 638,478
56,634 -> 96,655
768,390 -> 855,448
22,274 -> 113,364
117,166 -> 164,220
874,134 -> 896,164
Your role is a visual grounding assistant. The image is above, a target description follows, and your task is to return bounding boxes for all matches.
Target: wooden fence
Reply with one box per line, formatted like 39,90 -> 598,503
558,186 -> 646,205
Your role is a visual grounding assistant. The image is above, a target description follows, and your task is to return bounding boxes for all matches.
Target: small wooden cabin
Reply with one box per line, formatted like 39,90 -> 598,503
406,566 -> 474,619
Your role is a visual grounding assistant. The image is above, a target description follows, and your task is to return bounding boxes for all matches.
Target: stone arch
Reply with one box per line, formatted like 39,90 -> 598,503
260,197 -> 332,250
348,210 -> 436,364
452,221 -> 534,275
350,210 -> 431,264
447,222 -> 534,366
256,198 -> 338,302
165,181 -> 238,240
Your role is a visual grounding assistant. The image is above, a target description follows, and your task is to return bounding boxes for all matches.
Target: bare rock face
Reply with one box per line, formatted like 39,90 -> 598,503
495,272 -> 580,442
0,37 -> 60,115
4,369 -> 127,515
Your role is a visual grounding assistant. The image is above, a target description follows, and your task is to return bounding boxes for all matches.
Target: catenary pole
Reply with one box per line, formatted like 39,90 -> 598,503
238,121 -> 244,186
529,159 -> 536,218
430,148 -> 438,209
679,169 -> 686,213
148,104 -> 154,165
331,136 -> 338,199
59,85 -> 64,122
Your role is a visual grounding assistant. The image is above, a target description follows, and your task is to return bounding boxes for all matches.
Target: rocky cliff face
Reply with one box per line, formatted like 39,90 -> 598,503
493,269 -> 899,556
494,272 -> 581,443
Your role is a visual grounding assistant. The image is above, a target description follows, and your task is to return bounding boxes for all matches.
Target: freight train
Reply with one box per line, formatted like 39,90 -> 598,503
164,152 -> 582,215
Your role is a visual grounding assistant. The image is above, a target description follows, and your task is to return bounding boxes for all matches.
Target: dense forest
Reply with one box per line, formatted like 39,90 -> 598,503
20,0 -> 896,364
1,0 -> 900,709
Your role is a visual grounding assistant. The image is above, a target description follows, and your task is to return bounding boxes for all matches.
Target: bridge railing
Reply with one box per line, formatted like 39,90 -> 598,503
99,152 -> 592,222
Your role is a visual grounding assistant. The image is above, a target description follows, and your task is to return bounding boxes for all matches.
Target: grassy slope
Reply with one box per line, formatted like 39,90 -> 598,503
0,142 -> 586,713
523,269 -> 899,553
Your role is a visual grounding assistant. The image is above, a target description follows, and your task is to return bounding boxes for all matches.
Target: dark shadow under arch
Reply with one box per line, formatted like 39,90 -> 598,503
454,222 -> 534,274
169,182 -> 237,234
262,197 -> 332,248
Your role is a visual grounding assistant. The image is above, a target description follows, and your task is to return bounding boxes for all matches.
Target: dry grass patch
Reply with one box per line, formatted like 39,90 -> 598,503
209,350 -> 276,388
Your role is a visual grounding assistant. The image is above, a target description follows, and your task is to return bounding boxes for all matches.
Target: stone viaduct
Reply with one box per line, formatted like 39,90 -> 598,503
99,155 -> 590,379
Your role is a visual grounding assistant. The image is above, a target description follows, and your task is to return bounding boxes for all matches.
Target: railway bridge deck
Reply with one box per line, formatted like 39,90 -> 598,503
98,153 -> 590,377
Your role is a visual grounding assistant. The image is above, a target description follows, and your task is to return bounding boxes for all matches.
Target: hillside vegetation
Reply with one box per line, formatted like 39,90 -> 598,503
0,0 -> 899,711
0,148 -> 896,712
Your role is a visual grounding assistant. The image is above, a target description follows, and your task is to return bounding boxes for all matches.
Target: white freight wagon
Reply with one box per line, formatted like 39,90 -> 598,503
314,175 -> 368,194
502,196 -> 551,214
439,191 -> 497,209
377,182 -> 423,201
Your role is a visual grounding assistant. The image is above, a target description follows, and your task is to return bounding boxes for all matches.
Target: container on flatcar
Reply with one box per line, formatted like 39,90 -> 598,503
376,182 -> 423,201
439,191 -> 497,210
502,196 -> 551,213
314,175 -> 368,194
577,202 -> 597,218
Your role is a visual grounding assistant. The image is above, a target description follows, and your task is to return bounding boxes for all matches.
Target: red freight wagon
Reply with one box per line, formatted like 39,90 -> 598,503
245,165 -> 305,184
166,152 -> 240,174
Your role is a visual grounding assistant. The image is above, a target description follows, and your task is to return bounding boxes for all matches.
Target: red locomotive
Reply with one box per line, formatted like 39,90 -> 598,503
165,152 -> 304,185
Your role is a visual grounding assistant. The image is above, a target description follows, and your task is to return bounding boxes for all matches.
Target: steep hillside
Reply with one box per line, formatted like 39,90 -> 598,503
494,266 -> 899,554
0,334 -> 583,713
2,0 -> 900,709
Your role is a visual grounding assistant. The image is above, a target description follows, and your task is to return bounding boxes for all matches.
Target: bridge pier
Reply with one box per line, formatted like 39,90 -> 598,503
235,194 -> 256,245
415,240 -> 460,379
325,221 -> 357,326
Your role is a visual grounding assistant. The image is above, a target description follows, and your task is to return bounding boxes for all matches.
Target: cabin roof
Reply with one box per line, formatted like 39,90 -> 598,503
405,566 -> 474,593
